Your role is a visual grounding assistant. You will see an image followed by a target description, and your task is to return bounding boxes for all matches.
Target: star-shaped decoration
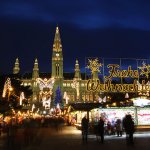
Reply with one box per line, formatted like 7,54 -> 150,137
138,61 -> 150,78
86,58 -> 103,74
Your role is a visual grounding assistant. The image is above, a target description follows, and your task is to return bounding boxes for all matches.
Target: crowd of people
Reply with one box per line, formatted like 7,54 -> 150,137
81,114 -> 135,144
0,113 -> 135,149
0,116 -> 66,149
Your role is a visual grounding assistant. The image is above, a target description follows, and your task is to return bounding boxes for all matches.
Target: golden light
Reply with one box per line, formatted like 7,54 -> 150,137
9,87 -> 13,92
112,102 -> 116,107
86,58 -> 103,74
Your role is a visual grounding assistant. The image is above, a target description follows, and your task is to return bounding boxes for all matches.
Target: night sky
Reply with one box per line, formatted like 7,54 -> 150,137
0,0 -> 150,74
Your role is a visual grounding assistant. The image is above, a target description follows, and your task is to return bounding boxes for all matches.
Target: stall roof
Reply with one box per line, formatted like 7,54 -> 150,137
70,102 -> 103,111
131,97 -> 150,107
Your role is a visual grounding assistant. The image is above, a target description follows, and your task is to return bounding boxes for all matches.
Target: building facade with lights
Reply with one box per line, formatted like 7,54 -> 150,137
12,26 -> 150,108
12,26 -> 95,106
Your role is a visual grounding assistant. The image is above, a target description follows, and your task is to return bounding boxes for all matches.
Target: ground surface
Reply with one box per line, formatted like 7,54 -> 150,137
1,126 -> 150,150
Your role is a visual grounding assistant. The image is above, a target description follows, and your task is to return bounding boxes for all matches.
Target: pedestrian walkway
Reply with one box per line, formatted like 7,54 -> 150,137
22,126 -> 150,150
1,126 -> 150,150
0,133 -> 5,149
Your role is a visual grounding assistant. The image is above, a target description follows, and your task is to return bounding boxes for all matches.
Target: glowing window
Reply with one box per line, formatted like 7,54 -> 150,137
56,53 -> 59,57
63,83 -> 66,86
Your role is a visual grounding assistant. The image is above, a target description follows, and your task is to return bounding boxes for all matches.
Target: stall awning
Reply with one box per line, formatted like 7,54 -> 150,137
131,97 -> 150,107
69,102 -> 103,111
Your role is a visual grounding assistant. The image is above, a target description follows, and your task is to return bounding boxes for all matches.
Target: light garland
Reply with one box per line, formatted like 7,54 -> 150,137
36,77 -> 55,110
20,92 -> 25,105
42,97 -> 51,109
36,77 -> 55,91
72,78 -> 80,98
2,78 -> 12,98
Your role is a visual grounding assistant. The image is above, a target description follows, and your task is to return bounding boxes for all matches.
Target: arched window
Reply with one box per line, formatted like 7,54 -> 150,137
55,63 -> 60,77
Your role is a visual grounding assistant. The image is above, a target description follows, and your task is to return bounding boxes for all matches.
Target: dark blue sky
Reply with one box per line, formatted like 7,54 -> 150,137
0,0 -> 150,74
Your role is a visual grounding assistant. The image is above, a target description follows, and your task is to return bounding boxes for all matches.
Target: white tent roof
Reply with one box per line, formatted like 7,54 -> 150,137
131,97 -> 150,107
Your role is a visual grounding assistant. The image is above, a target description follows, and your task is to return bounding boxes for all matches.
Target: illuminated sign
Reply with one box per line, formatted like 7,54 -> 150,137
86,58 -> 150,93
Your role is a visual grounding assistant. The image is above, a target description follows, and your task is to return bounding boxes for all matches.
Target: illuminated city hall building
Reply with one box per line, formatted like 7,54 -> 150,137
12,26 -> 95,105
11,26 -> 150,125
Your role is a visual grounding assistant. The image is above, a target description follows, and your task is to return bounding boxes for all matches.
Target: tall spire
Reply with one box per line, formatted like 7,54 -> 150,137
52,26 -> 63,79
13,58 -> 20,74
32,58 -> 39,79
74,59 -> 81,79
53,26 -> 62,52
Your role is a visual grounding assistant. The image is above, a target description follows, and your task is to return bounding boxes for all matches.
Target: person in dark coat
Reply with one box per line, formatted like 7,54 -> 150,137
123,114 -> 135,144
81,115 -> 89,143
97,117 -> 105,143
116,119 -> 123,137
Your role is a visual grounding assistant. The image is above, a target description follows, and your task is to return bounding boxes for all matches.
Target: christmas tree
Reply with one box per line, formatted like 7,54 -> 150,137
54,86 -> 63,107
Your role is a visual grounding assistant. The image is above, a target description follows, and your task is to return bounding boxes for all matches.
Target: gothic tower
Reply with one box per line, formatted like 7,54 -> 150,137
51,26 -> 64,94
13,58 -> 20,74
52,26 -> 63,79
73,59 -> 81,100
32,58 -> 39,79
32,58 -> 39,101
74,59 -> 81,79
